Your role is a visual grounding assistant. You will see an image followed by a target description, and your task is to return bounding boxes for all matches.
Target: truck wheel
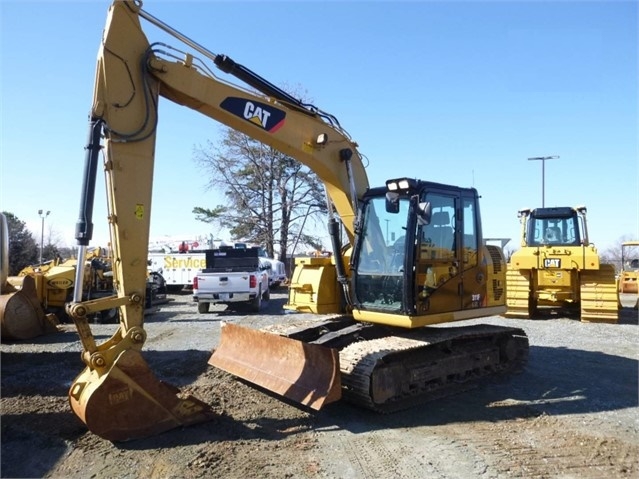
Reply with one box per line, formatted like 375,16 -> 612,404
250,290 -> 261,313
262,288 -> 270,301
93,308 -> 118,324
197,302 -> 210,314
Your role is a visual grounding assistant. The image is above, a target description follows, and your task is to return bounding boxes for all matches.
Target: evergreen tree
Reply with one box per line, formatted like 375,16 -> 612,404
2,212 -> 39,275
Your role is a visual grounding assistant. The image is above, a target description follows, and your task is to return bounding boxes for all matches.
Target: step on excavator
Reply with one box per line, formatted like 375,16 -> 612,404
65,0 -> 529,441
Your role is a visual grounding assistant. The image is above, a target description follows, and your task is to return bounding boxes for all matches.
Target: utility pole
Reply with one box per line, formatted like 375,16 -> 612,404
527,156 -> 559,207
38,209 -> 51,265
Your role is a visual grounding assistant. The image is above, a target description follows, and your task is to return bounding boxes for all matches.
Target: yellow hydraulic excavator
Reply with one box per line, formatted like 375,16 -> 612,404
65,0 -> 528,441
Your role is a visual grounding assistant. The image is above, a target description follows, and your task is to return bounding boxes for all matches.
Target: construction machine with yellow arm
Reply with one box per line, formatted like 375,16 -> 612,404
65,0 -> 528,441
505,206 -> 618,322
0,213 -> 59,341
1,237 -> 167,341
9,247 -> 118,323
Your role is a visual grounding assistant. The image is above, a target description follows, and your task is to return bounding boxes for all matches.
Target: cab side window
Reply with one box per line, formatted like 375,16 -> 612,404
420,195 -> 455,259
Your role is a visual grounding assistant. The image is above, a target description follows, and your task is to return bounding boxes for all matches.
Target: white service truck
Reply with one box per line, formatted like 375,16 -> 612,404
148,245 -> 286,290
147,252 -> 206,290
193,247 -> 270,313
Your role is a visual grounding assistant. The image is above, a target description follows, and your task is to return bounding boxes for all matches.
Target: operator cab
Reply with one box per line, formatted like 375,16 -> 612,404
524,207 -> 584,247
351,178 -> 487,319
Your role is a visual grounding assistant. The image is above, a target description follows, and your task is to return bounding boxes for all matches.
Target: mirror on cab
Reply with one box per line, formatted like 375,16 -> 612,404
385,192 -> 400,213
417,201 -> 431,226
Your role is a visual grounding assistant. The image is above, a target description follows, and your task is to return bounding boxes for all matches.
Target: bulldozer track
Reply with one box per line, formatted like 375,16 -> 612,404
504,267 -> 532,318
580,264 -> 619,323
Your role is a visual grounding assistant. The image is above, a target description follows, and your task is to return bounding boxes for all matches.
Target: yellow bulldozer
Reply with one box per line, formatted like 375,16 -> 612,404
0,213 -> 59,341
505,206 -> 618,323
1,213 -> 168,341
8,248 -> 122,325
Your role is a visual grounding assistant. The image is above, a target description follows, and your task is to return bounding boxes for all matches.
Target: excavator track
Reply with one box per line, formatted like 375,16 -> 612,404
339,325 -> 529,412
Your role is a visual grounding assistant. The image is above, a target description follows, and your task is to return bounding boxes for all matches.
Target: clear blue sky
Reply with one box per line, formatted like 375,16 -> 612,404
1,0 -> 637,253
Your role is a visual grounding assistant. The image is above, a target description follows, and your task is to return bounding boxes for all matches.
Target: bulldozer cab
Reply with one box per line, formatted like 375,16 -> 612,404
525,207 -> 583,246
621,242 -> 639,271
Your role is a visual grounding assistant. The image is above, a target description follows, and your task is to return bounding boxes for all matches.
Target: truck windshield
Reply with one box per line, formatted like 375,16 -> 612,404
353,195 -> 409,313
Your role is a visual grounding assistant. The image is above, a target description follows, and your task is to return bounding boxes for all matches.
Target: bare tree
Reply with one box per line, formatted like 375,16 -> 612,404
192,129 -> 327,262
600,234 -> 639,273
503,245 -> 517,263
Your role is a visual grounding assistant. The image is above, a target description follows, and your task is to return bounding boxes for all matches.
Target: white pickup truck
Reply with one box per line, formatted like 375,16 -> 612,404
193,247 -> 270,313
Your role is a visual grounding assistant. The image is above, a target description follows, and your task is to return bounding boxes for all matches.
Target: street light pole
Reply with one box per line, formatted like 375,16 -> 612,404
384,219 -> 390,245
527,156 -> 559,207
38,209 -> 51,265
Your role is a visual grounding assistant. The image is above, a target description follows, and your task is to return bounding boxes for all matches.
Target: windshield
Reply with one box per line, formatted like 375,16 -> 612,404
527,213 -> 581,246
353,196 -> 409,312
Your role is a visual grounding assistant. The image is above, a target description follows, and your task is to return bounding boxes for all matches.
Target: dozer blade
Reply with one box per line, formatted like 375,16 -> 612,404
69,349 -> 215,442
209,322 -> 341,410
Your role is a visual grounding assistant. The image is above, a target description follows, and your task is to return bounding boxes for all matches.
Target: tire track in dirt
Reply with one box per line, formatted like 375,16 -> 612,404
315,425 -> 488,478
443,412 -> 638,478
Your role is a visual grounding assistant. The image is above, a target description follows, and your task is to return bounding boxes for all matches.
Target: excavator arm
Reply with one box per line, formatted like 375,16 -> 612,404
67,0 -> 368,441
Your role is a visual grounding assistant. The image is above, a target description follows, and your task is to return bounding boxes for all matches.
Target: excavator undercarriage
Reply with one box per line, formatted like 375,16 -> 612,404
211,319 -> 529,413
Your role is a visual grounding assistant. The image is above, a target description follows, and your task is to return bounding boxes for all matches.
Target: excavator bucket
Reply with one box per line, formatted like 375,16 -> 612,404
69,348 -> 215,442
0,275 -> 59,341
209,322 -> 341,410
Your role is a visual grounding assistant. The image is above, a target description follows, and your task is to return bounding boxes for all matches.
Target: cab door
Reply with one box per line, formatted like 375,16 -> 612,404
414,190 -> 462,314
459,192 -> 483,311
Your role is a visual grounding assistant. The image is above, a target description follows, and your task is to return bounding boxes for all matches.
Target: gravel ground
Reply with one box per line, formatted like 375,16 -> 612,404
1,291 -> 637,479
